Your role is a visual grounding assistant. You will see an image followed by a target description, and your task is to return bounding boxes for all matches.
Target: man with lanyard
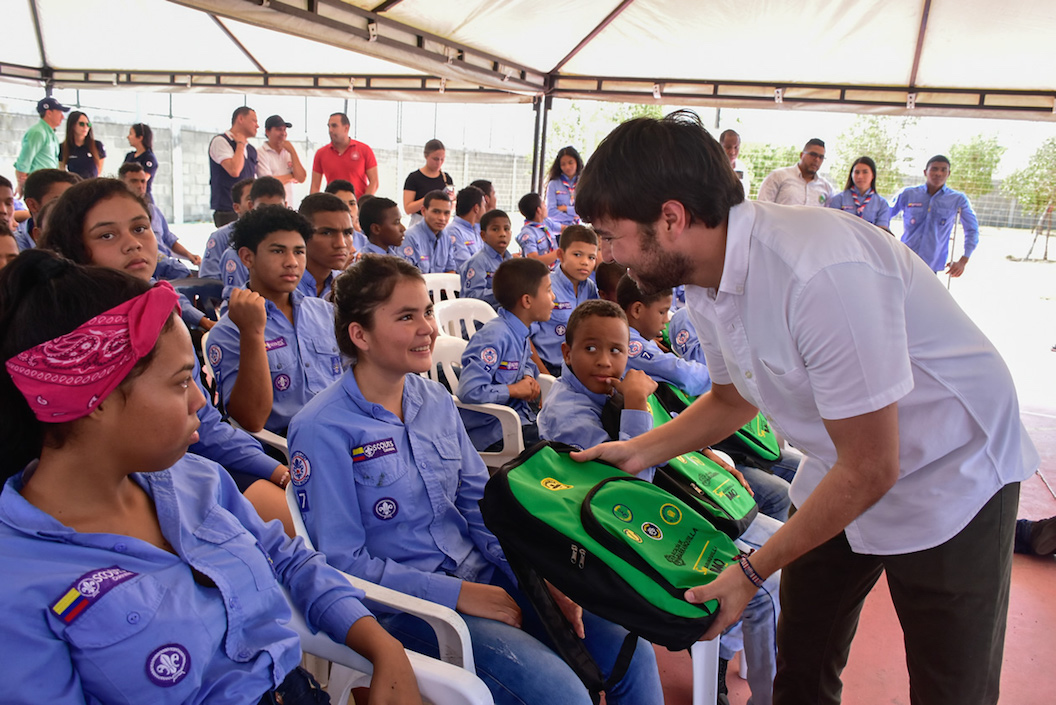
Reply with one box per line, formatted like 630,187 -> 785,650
890,155 -> 979,277
209,106 -> 259,227
14,97 -> 69,197
574,111 -> 1037,705
757,138 -> 834,207
256,114 -> 307,207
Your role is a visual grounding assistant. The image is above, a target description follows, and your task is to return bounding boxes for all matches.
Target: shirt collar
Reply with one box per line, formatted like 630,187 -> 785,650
340,368 -> 423,424
498,307 -> 530,337
715,201 -> 753,297
559,362 -> 614,408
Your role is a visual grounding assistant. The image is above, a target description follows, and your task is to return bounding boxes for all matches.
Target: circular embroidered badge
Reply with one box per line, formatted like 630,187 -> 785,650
642,522 -> 663,540
675,330 -> 690,346
274,374 -> 291,391
374,497 -> 399,520
627,340 -> 643,357
480,347 -> 498,366
555,324 -> 566,336
466,267 -> 476,280
225,259 -> 237,273
146,644 -> 191,687
660,503 -> 683,525
403,245 -> 414,256
290,451 -> 311,486
207,345 -> 222,366
612,504 -> 633,523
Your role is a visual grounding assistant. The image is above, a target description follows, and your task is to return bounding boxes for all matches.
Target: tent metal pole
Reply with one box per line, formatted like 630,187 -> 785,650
537,96 -> 552,193
530,97 -> 543,193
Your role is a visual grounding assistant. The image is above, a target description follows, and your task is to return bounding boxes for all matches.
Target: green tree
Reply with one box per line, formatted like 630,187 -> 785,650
832,115 -> 916,197
739,143 -> 799,199
947,134 -> 1005,200
546,101 -> 666,169
1004,137 -> 1056,259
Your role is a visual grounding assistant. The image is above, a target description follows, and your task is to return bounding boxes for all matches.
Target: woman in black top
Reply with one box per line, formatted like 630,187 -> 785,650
60,111 -> 105,179
124,123 -> 158,202
402,139 -> 454,223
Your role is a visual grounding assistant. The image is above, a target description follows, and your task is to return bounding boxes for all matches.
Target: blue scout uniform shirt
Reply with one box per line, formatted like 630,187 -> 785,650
154,255 -> 191,281
459,245 -> 511,310
668,307 -> 705,364
537,363 -> 655,482
826,187 -> 892,229
219,248 -> 249,303
200,222 -> 236,280
360,240 -> 417,264
531,263 -> 598,365
352,230 -> 368,254
209,292 -> 342,434
0,455 -> 370,705
457,308 -> 539,449
545,175 -> 579,228
445,216 -> 482,270
288,370 -> 512,610
890,184 -> 979,272
404,219 -> 456,274
297,268 -> 341,300
149,204 -> 179,257
516,220 -> 561,259
15,219 -> 35,251
627,326 -> 711,396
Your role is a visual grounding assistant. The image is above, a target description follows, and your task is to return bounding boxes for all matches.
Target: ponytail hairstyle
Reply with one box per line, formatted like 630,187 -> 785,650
0,250 -> 165,481
332,254 -> 424,364
131,123 -> 154,152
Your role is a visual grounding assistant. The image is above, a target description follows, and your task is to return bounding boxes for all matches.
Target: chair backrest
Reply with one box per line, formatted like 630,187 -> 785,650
434,298 -> 496,340
424,272 -> 461,303
428,336 -> 469,392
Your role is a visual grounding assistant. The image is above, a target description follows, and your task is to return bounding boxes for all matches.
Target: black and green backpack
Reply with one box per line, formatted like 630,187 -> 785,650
654,382 -> 781,470
601,391 -> 759,539
480,441 -> 740,699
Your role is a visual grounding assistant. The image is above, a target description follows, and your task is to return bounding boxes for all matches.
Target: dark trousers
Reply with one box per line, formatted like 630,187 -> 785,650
773,482 -> 1019,705
213,210 -> 237,228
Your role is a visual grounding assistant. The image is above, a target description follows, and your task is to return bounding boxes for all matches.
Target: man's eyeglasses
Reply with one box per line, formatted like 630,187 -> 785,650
805,151 -> 825,160
77,121 -> 91,128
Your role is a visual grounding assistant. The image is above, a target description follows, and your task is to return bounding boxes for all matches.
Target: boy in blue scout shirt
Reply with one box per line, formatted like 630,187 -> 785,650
297,192 -> 355,299
616,274 -> 711,396
460,208 -> 514,309
403,190 -> 456,273
516,191 -> 561,267
595,260 -> 627,303
218,177 -> 288,303
208,205 -> 343,435
537,298 -> 783,705
445,185 -> 486,270
530,224 -> 599,377
668,305 -> 705,363
457,257 -> 553,451
200,177 -> 255,279
356,195 -> 414,262
322,179 -> 369,254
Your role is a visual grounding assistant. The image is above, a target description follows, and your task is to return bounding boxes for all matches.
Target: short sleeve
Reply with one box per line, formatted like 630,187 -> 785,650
209,135 -> 234,165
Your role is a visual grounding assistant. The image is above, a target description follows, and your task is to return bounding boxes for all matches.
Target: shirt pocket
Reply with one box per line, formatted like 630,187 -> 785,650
429,433 -> 464,497
64,574 -> 203,701
304,337 -> 344,392
757,358 -> 817,420
194,505 -> 280,592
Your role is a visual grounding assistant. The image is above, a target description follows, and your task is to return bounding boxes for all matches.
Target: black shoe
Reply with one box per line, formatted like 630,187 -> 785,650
717,657 -> 730,705
1030,516 -> 1056,555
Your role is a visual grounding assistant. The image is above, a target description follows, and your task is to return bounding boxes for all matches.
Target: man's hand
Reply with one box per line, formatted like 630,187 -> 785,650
702,448 -> 754,496
270,464 -> 290,488
456,582 -> 522,628
684,561 -> 760,641
570,439 -> 650,475
233,132 -> 248,146
945,256 -> 968,278
227,288 -> 267,336
187,253 -> 202,266
547,581 -> 585,638
508,376 -> 540,401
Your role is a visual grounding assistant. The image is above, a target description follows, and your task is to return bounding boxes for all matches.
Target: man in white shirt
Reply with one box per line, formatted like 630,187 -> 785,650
574,111 -> 1037,705
256,115 -> 307,206
719,129 -> 751,198
757,138 -> 834,207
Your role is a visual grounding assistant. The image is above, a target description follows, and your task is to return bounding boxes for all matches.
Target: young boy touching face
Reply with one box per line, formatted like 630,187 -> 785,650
516,191 -> 560,267
616,274 -> 711,396
530,224 -> 599,376
208,205 -> 343,435
460,209 -> 513,309
298,192 -> 354,299
458,257 -> 553,452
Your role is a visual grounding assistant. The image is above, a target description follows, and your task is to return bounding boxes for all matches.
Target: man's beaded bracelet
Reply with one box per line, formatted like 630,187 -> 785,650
737,552 -> 765,588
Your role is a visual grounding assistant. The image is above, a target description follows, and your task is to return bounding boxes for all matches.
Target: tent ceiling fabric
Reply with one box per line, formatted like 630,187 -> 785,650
2,0 -> 1055,118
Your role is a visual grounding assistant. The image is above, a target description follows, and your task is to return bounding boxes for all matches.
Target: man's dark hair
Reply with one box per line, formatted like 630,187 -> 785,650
719,129 -> 740,142
231,106 -> 254,125
480,209 -> 510,232
359,197 -> 398,237
24,169 -> 80,204
559,224 -> 598,250
565,299 -> 627,346
595,261 -> 627,299
231,178 -> 255,206
299,192 -> 352,224
330,112 -> 350,127
249,176 -> 286,203
518,192 -> 542,221
422,190 -> 451,211
804,138 -> 825,150
0,175 -> 13,191
455,186 -> 485,217
616,273 -> 669,311
926,154 -> 952,168
469,179 -> 494,197
492,258 -> 549,311
576,110 -> 743,229
118,162 -> 146,177
232,204 -> 312,254
324,179 -> 357,199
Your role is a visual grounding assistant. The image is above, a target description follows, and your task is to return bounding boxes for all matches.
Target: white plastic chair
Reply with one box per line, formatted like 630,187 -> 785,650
537,373 -> 556,407
284,484 -> 485,703
283,587 -> 491,705
691,638 -> 721,705
434,298 -> 496,340
424,272 -> 461,302
428,336 -> 525,468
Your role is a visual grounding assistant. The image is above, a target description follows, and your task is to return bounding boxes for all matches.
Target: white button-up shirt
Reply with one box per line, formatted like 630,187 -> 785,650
686,201 -> 1037,555
256,141 -> 296,205
756,164 -> 833,207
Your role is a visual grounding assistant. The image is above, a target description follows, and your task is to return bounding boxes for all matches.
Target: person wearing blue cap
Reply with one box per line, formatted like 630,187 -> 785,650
14,97 -> 69,197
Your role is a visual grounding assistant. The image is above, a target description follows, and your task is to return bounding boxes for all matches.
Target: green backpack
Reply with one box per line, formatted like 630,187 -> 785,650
480,442 -> 740,660
602,392 -> 759,538
654,382 -> 782,469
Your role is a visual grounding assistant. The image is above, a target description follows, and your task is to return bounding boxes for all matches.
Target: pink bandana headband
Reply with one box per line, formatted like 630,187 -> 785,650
5,281 -> 180,423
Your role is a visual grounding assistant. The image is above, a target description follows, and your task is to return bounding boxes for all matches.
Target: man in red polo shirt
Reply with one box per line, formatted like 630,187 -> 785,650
310,112 -> 378,198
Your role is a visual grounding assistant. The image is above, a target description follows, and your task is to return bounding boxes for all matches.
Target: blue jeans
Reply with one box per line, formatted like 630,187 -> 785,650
736,463 -> 792,522
719,513 -> 783,705
378,573 -> 663,705
768,448 -> 803,484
